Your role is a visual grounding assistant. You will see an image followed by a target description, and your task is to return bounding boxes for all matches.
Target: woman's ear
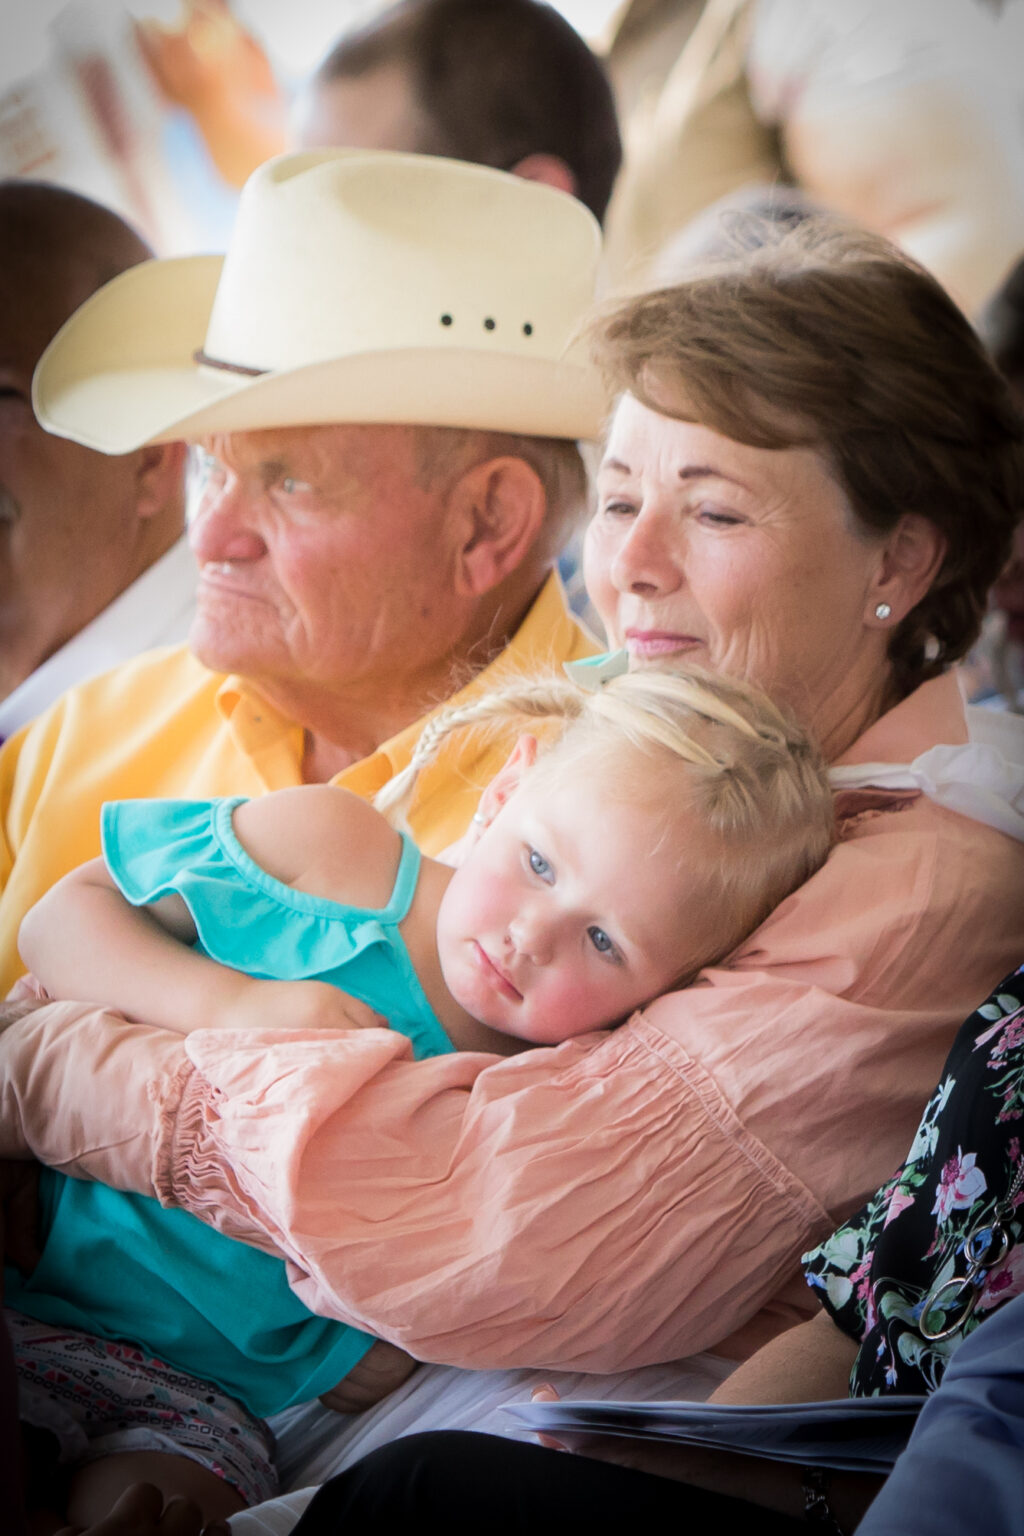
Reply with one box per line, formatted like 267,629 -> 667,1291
475,734 -> 539,826
869,514 -> 947,626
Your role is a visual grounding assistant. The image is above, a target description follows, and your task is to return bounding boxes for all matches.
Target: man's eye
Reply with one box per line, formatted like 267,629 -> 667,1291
280,476 -> 310,495
528,848 -> 553,882
193,451 -> 223,482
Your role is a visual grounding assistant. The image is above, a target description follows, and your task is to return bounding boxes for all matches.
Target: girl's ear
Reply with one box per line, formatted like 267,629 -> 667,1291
475,734 -> 539,827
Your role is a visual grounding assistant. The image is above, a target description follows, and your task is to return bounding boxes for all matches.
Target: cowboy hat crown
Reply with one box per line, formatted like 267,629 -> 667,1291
33,149 -> 607,453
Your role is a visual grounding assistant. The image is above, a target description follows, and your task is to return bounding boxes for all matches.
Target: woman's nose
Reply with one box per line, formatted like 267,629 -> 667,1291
608,506 -> 684,597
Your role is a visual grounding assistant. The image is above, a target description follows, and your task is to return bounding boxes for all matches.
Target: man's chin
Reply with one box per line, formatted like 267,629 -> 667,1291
187,619 -> 264,678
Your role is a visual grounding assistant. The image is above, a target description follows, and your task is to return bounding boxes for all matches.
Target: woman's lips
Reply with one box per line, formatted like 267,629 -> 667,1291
473,942 -> 522,1001
624,630 -> 702,659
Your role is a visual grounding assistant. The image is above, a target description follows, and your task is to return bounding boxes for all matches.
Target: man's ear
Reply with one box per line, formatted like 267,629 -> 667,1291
510,153 -> 578,200
449,457 -> 548,597
868,513 -> 947,628
475,734 -> 539,825
133,441 -> 187,521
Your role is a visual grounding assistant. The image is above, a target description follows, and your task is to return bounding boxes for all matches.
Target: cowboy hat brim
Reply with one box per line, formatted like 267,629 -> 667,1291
33,252 -> 608,453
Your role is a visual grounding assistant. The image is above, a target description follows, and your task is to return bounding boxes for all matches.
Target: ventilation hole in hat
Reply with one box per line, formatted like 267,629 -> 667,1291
523,323 -> 533,336
440,313 -> 453,326
484,317 -> 496,330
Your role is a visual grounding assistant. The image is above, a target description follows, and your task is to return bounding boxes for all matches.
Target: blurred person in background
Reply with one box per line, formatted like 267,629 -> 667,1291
293,0 -> 621,227
973,251 -> 1024,710
0,181 -> 189,743
137,0 -> 622,228
603,0 -> 1024,313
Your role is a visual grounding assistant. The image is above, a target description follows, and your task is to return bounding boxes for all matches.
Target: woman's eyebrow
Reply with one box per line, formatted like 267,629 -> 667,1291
599,456 -> 753,492
678,463 -> 752,491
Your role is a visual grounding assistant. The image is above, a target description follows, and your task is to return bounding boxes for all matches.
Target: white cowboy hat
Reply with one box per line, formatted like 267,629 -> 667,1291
33,150 -> 608,453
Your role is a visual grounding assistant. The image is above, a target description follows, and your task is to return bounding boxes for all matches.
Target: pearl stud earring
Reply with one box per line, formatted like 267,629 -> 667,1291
875,602 -> 892,620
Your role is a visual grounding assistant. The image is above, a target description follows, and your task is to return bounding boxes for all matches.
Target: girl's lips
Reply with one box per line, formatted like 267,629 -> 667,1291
624,631 -> 701,658
473,942 -> 522,1001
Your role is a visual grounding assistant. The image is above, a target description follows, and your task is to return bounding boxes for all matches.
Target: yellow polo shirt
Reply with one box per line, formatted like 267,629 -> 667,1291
0,574 -> 595,994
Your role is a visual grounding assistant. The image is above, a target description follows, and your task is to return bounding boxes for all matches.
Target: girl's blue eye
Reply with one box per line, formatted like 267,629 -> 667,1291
588,926 -> 614,955
528,849 -> 553,881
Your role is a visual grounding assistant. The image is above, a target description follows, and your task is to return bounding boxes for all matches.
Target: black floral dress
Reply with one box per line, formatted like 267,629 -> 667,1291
803,963 -> 1024,1396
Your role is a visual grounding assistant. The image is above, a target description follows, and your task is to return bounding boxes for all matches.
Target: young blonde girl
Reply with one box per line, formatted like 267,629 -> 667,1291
13,667 -> 832,1527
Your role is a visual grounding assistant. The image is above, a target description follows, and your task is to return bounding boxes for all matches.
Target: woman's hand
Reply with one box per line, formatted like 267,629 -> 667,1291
528,1385 -> 710,1480
215,978 -> 388,1034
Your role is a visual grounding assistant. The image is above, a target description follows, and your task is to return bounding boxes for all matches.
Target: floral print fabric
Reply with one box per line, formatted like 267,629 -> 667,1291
803,964 -> 1024,1396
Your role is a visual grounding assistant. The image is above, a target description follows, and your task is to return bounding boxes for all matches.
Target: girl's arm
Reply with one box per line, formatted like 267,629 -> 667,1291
19,857 -> 273,1035
17,789 -> 398,1036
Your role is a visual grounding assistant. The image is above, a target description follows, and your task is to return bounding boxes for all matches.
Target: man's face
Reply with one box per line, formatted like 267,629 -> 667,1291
0,265 -> 142,696
188,424 -> 471,711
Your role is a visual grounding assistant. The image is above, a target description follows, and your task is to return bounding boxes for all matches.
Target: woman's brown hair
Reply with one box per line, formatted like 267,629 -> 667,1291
591,219 -> 1024,697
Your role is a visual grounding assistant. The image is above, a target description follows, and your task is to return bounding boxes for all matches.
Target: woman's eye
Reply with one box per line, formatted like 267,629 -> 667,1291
587,926 -> 617,958
697,505 -> 742,526
528,848 -> 553,882
600,498 -> 637,518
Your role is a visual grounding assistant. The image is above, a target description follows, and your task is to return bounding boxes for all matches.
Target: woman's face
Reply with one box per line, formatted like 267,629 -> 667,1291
584,395 -> 890,734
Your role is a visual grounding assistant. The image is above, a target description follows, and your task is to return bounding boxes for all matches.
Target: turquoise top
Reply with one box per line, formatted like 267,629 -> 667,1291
6,796 -> 454,1418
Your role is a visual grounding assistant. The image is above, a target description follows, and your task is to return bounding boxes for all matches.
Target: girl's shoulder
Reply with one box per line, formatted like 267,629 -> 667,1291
232,786 -> 403,908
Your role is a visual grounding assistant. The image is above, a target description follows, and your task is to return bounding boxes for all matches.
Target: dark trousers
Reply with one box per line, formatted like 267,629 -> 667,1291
290,1430 -> 805,1532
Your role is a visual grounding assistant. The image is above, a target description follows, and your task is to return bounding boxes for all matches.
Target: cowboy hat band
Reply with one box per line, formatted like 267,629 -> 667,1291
33,149 -> 608,453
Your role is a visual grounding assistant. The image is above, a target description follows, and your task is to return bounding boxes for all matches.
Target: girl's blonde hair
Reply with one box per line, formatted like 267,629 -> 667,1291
378,666 -> 834,974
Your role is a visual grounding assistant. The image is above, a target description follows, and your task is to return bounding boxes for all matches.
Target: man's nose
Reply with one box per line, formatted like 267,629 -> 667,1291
609,505 -> 684,598
187,476 -> 267,564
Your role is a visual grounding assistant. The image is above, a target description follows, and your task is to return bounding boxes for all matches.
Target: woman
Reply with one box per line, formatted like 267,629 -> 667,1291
1,219 -> 1022,1396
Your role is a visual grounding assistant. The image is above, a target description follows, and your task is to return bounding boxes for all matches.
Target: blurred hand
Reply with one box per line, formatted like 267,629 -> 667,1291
55,1482 -> 229,1536
135,0 -> 286,185
0,1159 -> 41,1298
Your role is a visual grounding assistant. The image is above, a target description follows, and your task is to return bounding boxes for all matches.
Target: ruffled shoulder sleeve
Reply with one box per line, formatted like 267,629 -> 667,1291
101,797 -> 242,912
99,797 -> 387,987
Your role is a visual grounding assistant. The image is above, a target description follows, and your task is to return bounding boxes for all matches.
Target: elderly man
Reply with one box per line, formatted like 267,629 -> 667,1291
0,149 -> 601,990
0,182 -> 190,740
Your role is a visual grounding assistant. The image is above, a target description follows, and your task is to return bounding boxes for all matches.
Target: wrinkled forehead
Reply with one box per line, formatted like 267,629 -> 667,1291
196,421 -> 431,473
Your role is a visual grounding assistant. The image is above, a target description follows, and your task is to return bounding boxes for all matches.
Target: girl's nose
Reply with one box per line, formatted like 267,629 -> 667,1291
507,914 -> 553,966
